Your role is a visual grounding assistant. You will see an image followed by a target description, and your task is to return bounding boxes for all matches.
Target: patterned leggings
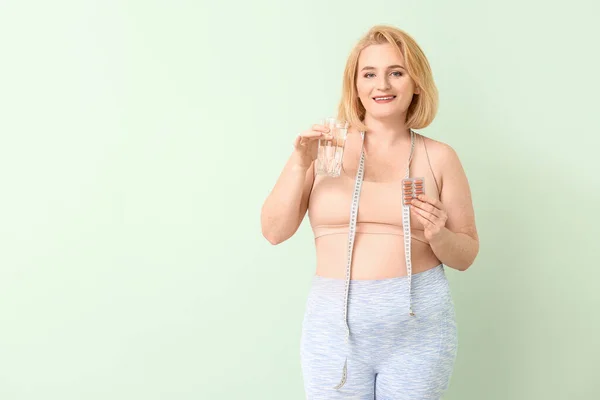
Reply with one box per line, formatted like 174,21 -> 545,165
300,264 -> 458,400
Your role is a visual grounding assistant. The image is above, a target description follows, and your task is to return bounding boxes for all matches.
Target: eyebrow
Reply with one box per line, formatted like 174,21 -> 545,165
360,65 -> 406,71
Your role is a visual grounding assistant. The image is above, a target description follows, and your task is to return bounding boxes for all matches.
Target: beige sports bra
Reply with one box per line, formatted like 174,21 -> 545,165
308,132 -> 441,243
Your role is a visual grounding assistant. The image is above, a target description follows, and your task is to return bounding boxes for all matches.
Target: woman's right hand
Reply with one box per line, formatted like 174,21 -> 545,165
292,124 -> 332,169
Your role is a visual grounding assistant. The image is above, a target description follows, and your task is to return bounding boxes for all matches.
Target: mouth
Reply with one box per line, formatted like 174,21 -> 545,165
372,95 -> 396,103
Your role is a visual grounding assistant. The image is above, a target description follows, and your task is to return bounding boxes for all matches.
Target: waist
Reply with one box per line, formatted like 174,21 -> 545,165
311,263 -> 445,290
305,264 -> 451,322
313,234 -> 440,279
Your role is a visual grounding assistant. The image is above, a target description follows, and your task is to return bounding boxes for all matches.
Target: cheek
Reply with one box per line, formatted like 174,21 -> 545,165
391,78 -> 409,89
399,78 -> 417,93
356,81 -> 368,98
357,75 -> 376,90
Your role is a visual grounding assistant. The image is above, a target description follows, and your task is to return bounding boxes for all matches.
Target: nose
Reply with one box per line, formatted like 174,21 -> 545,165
376,74 -> 391,90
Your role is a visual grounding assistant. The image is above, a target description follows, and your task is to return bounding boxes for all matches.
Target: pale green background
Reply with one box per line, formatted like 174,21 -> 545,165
1,0 -> 599,399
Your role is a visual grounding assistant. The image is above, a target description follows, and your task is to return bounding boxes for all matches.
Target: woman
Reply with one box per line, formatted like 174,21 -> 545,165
261,25 -> 479,399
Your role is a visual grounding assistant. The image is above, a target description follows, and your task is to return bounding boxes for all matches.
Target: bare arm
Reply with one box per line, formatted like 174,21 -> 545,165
260,152 -> 315,245
428,144 -> 480,270
261,124 -> 330,245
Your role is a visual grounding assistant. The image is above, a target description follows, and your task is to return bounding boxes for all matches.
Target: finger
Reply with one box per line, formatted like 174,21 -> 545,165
299,130 -> 331,141
411,207 -> 435,227
414,193 -> 433,205
294,134 -> 318,147
411,198 -> 440,216
412,204 -> 441,224
311,124 -> 331,133
416,194 -> 444,211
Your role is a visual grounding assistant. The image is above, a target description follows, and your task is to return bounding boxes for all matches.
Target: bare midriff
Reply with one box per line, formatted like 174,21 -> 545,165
314,230 -> 441,279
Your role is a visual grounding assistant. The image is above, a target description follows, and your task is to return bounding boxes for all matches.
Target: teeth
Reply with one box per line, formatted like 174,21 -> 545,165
375,96 -> 394,100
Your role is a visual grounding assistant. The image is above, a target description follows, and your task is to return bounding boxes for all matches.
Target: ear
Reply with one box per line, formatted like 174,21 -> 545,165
414,86 -> 421,95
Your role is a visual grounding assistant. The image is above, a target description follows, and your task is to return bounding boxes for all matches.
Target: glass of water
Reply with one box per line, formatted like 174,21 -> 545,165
315,117 -> 349,177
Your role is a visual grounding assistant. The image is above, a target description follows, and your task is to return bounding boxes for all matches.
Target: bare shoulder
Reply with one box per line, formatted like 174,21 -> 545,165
417,134 -> 463,187
418,133 -> 459,162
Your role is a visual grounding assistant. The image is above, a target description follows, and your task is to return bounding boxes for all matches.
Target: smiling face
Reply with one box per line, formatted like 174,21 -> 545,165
356,43 -> 420,122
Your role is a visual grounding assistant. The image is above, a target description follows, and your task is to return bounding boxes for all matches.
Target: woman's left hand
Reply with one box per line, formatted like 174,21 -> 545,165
410,194 -> 448,242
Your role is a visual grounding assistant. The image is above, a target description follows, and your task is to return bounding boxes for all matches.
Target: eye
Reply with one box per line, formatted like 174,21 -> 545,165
391,71 -> 403,77
364,73 -> 375,78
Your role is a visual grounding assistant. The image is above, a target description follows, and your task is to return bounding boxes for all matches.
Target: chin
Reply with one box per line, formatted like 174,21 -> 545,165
365,108 -> 405,120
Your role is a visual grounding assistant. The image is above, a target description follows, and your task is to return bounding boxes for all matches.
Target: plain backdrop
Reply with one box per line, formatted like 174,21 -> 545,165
1,0 -> 599,399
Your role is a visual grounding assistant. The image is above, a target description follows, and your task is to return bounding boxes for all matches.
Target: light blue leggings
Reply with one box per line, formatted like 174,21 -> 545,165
300,264 -> 457,400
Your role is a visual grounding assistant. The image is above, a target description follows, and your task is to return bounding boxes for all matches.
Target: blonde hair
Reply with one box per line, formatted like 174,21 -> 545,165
337,25 -> 438,133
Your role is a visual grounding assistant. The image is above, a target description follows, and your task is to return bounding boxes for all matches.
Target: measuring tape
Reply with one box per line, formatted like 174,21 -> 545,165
333,129 -> 417,390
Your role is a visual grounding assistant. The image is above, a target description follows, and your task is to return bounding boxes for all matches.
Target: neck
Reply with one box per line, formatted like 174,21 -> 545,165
362,114 -> 411,148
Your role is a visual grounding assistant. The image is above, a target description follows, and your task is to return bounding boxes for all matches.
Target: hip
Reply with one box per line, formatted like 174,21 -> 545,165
303,264 -> 455,333
301,264 -> 457,366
